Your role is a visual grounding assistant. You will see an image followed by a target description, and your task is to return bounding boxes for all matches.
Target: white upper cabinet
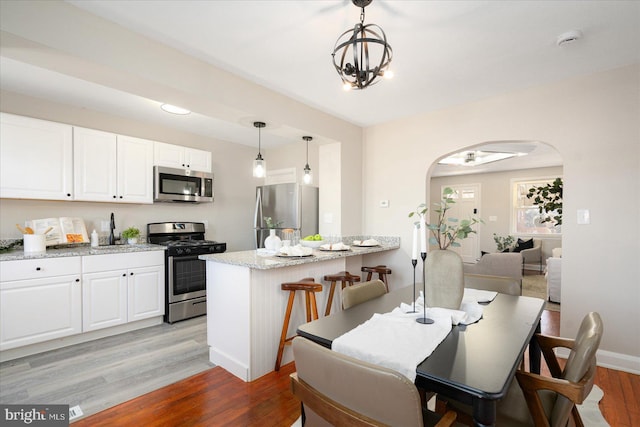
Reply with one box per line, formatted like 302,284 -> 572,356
154,141 -> 211,172
74,128 -> 154,203
0,113 -> 74,201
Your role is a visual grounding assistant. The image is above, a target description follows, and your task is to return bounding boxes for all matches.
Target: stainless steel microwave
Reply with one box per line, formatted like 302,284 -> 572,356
154,166 -> 214,203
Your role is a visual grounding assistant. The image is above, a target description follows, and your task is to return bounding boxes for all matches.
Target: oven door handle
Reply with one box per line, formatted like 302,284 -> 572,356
168,254 -> 203,262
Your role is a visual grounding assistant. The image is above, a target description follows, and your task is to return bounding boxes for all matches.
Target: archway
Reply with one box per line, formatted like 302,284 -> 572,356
426,140 -> 563,309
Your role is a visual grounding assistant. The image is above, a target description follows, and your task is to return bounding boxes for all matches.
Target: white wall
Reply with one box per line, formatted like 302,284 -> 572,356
363,65 -> 640,372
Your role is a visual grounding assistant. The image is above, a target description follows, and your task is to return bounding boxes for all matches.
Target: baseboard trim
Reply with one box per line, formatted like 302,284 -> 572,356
557,348 -> 640,375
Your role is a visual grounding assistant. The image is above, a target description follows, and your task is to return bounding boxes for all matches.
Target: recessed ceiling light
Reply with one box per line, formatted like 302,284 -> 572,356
161,104 -> 191,115
557,30 -> 583,46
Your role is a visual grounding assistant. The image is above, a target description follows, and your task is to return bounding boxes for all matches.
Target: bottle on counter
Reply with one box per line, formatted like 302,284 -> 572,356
91,229 -> 99,247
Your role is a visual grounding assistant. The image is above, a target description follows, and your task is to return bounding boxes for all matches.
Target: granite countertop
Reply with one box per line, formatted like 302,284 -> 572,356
199,236 -> 400,270
0,243 -> 166,262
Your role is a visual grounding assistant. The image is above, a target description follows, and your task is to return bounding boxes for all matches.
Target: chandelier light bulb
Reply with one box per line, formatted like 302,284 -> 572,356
302,136 -> 313,185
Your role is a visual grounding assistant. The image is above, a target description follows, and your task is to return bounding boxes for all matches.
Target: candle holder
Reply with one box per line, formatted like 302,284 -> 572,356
405,258 -> 418,313
416,252 -> 434,324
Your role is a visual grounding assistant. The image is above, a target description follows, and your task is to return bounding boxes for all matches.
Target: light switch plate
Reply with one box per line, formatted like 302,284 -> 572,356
379,200 -> 389,208
577,209 -> 590,225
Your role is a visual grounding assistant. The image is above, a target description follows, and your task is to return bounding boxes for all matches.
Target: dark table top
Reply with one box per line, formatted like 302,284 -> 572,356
297,286 -> 545,404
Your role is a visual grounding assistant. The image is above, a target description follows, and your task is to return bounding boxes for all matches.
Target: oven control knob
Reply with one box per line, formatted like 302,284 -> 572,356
176,248 -> 184,255
185,248 -> 192,254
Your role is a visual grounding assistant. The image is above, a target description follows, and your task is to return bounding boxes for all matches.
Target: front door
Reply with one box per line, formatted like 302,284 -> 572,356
441,184 -> 481,263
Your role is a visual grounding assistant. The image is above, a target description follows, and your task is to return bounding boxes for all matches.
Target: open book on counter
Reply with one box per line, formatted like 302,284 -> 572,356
25,217 -> 89,246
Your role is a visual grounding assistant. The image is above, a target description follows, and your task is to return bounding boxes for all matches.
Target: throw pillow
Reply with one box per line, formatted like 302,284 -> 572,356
513,238 -> 534,253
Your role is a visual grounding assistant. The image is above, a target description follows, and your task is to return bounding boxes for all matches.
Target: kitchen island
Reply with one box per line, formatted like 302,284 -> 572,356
199,236 -> 399,381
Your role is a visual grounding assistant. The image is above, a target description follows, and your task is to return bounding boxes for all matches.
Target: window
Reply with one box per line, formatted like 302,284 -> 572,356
511,178 -> 562,235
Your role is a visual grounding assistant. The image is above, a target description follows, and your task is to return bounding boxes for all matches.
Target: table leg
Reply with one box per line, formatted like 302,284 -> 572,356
472,399 -> 496,427
529,321 -> 542,374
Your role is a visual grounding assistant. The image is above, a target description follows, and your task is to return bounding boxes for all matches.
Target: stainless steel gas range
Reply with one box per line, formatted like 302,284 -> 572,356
147,222 -> 226,323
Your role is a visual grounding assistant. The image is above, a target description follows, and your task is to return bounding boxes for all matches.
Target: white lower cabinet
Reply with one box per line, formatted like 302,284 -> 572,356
0,257 -> 82,351
0,251 -> 164,351
82,270 -> 128,332
82,251 -> 164,332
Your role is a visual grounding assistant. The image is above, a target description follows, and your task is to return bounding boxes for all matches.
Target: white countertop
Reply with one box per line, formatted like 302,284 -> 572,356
199,236 -> 400,270
0,243 -> 166,261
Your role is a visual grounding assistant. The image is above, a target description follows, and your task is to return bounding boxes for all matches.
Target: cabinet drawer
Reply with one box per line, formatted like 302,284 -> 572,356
0,257 -> 81,282
83,251 -> 164,273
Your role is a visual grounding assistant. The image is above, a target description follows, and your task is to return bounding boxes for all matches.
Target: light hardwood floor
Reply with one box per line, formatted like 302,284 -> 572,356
0,316 -> 212,420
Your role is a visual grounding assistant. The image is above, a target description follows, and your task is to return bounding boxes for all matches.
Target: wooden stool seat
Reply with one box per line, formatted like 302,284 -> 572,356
361,265 -> 392,292
275,278 -> 322,371
322,271 -> 361,316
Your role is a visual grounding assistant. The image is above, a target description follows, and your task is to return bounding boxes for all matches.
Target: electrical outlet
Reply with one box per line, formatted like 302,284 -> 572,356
101,220 -> 110,232
202,220 -> 209,230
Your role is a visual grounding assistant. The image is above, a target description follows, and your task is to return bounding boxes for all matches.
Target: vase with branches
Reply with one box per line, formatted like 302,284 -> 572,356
409,187 -> 482,250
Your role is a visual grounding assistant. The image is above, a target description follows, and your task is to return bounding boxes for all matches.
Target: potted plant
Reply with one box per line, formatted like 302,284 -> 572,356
122,227 -> 140,244
526,177 -> 563,226
493,233 -> 515,252
263,217 -> 282,251
409,187 -> 482,309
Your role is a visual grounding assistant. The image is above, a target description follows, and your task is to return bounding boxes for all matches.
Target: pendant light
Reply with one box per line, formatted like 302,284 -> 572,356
332,0 -> 393,90
253,121 -> 266,178
302,136 -> 313,185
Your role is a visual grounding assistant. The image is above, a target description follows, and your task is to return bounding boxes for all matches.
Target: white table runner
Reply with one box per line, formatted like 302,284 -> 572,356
332,294 -> 487,381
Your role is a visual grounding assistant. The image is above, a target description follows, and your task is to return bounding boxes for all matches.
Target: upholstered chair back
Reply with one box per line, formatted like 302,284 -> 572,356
463,273 -> 522,296
292,336 -> 425,427
550,312 -> 603,426
342,279 -> 387,310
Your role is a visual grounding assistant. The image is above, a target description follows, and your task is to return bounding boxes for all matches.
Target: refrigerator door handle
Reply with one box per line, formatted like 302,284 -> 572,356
254,188 -> 263,248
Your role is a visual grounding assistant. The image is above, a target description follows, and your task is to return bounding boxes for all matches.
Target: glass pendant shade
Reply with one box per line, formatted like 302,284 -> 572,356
302,136 -> 313,185
252,121 -> 266,178
253,155 -> 266,178
303,165 -> 312,184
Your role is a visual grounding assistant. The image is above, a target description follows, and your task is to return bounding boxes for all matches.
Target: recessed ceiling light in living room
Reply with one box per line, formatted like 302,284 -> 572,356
161,104 -> 191,115
438,150 -> 526,166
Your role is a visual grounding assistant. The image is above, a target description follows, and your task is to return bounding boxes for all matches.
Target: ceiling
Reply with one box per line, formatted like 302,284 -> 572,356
1,1 -> 638,170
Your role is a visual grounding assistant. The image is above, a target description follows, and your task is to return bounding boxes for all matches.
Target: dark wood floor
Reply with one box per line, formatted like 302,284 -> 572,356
73,310 -> 640,426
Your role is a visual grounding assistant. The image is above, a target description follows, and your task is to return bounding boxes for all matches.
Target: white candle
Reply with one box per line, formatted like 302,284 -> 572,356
420,215 -> 427,253
412,225 -> 418,260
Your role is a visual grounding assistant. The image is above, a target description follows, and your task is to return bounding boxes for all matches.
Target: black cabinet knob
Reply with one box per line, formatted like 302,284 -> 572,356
113,195 -> 117,199
75,278 -> 80,282
130,272 -> 134,276
36,267 -> 41,271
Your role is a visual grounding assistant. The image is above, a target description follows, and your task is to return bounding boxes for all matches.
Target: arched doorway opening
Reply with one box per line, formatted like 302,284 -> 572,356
426,140 -> 563,310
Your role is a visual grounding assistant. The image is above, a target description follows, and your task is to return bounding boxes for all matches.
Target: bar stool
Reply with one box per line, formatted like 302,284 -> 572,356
323,271 -> 361,316
361,265 -> 392,292
275,278 -> 323,371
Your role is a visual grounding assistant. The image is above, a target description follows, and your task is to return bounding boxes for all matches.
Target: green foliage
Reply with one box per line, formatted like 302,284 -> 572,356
526,178 -> 563,226
409,187 -> 482,250
263,216 -> 283,229
493,233 -> 515,252
121,227 -> 140,239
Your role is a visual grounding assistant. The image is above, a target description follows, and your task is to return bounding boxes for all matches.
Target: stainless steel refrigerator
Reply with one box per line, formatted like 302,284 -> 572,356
254,183 -> 319,248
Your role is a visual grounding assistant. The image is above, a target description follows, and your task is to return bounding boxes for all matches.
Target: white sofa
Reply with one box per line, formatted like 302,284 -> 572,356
546,256 -> 561,303
463,253 -> 523,282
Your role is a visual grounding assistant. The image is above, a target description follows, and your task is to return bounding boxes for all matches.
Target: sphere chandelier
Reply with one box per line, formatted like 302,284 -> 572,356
332,0 -> 393,91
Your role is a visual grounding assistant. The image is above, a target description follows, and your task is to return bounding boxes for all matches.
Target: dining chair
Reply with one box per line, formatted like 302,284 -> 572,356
291,337 -> 457,427
342,279 -> 387,310
436,311 -> 603,426
463,273 -> 522,296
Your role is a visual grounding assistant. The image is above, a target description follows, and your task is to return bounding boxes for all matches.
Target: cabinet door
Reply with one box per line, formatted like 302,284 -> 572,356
74,127 -> 118,202
0,113 -> 73,201
0,275 -> 82,350
117,135 -> 154,203
154,141 -> 186,169
185,147 -> 212,172
82,270 -> 128,332
128,265 -> 164,322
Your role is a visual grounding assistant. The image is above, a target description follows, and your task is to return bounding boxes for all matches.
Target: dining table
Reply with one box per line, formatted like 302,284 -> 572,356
296,285 -> 545,427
